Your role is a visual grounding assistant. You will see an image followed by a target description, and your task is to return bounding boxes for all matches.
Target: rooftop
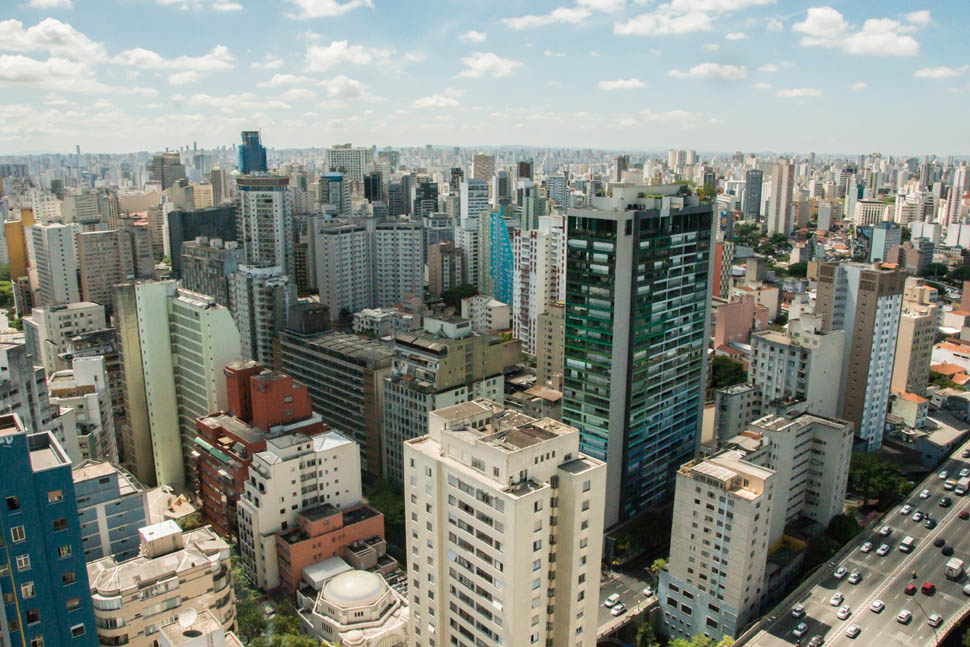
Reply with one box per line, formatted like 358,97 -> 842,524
287,331 -> 394,363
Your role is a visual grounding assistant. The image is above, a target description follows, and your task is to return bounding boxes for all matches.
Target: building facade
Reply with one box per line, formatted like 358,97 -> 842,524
72,461 -> 149,563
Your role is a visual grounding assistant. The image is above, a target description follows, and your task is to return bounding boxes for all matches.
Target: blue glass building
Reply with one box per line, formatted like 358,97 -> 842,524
237,130 -> 267,174
488,209 -> 516,306
0,414 -> 97,647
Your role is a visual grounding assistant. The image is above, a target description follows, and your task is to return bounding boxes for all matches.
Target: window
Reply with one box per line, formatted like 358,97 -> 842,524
70,624 -> 86,638
582,480 -> 591,492
62,572 -> 77,586
16,554 -> 30,571
531,578 -> 540,590
30,637 -> 44,647
533,559 -> 541,571
11,526 -> 25,543
6,496 -> 20,511
52,518 -> 68,532
26,609 -> 40,625
66,598 -> 81,611
47,490 -> 63,504
58,545 -> 72,558
21,582 -> 35,599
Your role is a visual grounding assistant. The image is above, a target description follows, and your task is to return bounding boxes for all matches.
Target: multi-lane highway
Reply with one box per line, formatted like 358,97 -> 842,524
745,442 -> 970,647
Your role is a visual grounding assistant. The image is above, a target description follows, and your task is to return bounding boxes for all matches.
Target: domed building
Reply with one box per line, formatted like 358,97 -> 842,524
297,557 -> 408,647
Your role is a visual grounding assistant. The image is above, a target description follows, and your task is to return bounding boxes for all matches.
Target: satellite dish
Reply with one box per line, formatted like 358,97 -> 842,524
178,608 -> 198,628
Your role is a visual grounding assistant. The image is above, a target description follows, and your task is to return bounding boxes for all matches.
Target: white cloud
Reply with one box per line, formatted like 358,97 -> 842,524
703,43 -> 720,51
458,51 -> 522,78
28,0 -> 73,8
503,6 -> 591,29
113,45 -> 234,73
668,62 -> 747,79
284,0 -> 373,19
317,74 -> 367,98
251,54 -> 283,70
544,49 -> 566,57
458,30 -> 486,42
776,87 -> 821,98
793,6 -> 920,56
598,78 -> 645,90
849,81 -> 867,90
765,17 -> 783,31
156,0 -> 242,9
640,108 -> 702,124
279,88 -> 315,101
546,80 -> 562,86
213,2 -> 243,10
259,73 -> 312,87
725,31 -> 748,39
914,65 -> 968,79
615,0 -> 774,37
753,82 -> 772,89
903,10 -> 931,27
758,63 -> 778,72
169,70 -> 201,85
304,40 -> 392,72
578,0 -> 625,11
0,18 -> 105,60
413,94 -> 460,108
0,54 -> 156,95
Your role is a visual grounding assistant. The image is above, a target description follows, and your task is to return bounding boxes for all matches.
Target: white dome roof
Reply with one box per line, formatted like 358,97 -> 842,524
323,570 -> 386,608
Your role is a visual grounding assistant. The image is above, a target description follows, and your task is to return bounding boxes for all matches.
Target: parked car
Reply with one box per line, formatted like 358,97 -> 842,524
830,592 -> 844,606
961,510 -> 970,520
793,622 -> 809,638
791,604 -> 806,618
944,546 -> 955,556
642,586 -> 653,597
913,511 -> 924,522
945,480 -> 957,491
879,525 -> 892,536
834,566 -> 848,579
928,613 -> 943,627
901,504 -> 913,515
905,584 -> 917,595
808,636 -> 824,647
940,470 -> 950,479
941,496 -> 953,507
860,541 -> 873,553
962,448 -> 970,458
935,537 -> 946,547
877,544 -> 891,556
920,488 -> 932,499
926,518 -> 938,529
962,583 -> 970,596
837,604 -> 852,620
961,467 -> 970,477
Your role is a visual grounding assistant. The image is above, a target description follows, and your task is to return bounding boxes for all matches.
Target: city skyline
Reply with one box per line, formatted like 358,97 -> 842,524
2,1 -> 969,154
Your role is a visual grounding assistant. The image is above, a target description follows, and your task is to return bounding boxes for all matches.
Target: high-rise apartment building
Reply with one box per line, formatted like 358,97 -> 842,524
326,144 -> 373,183
317,172 -> 352,217
0,414 -> 98,647
427,240 -> 464,297
75,225 -> 153,312
210,167 -> 230,204
168,205 -> 237,279
766,158 -> 793,235
454,219 -> 480,287
948,166 -> 968,223
742,169 -> 763,221
471,152 -> 494,182
411,181 -> 438,221
147,152 -> 185,190
236,175 -> 294,277
311,220 -> 372,317
545,173 -> 569,208
24,302 -> 106,377
237,130 -> 268,174
536,301 -> 565,388
512,214 -> 565,356
891,302 -> 938,397
48,356 -> 116,463
814,261 -> 906,449
30,222 -> 80,306
563,184 -> 713,527
404,399 -> 605,647
459,179 -> 489,226
72,460 -> 149,562
228,265 -> 295,366
374,220 -> 423,306
0,337 -> 60,441
179,237 -> 245,307
115,281 -> 241,487
853,199 -> 888,227
381,316 -> 511,482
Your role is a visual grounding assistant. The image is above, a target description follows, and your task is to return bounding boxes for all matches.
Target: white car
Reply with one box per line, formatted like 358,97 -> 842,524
845,624 -> 861,639
961,468 -> 970,478
876,544 -> 891,556
940,470 -> 950,480
834,566 -> 848,579
879,525 -> 892,536
870,599 -> 885,613
604,594 -> 620,607
848,571 -> 862,584
791,604 -> 806,618
793,622 -> 808,638
830,592 -> 844,606
897,609 -> 912,624
913,511 -> 924,522
860,541 -> 873,553
928,613 -> 943,627
610,603 -> 626,617
963,583 -> 970,596
837,604 -> 852,620
920,489 -> 931,499
642,586 -> 653,597
901,504 -> 913,515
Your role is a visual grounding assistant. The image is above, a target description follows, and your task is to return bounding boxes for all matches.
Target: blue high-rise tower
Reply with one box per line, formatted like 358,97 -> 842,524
237,130 -> 267,174
0,414 -> 97,647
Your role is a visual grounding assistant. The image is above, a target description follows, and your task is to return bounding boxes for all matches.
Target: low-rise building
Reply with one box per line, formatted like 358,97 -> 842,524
713,383 -> 763,444
460,295 -> 510,333
352,308 -> 421,338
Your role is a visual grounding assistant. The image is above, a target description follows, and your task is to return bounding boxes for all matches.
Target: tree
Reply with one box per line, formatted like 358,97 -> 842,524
921,263 -> 949,280
950,264 -> 970,283
849,452 -> 908,507
709,356 -> 747,390
962,627 -> 970,647
827,514 -> 861,545
770,233 -> 789,246
441,283 -> 478,310
650,558 -> 668,574
236,597 -> 267,642
787,262 -> 807,278
636,622 -> 659,647
176,511 -> 204,531
271,613 -> 302,637
365,478 -> 406,550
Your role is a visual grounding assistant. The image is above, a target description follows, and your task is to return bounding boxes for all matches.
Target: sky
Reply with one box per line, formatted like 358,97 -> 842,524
1,0 -> 969,156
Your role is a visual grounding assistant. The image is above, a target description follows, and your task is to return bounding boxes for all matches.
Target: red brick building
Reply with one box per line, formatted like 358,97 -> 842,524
193,360 -> 325,538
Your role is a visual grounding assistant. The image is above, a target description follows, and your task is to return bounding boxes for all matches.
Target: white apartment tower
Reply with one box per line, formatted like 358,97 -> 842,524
311,220 -> 373,317
229,265 -> 295,367
454,220 -> 480,287
326,144 -> 374,182
545,173 -> 569,209
23,301 -> 107,376
30,222 -> 80,305
374,220 -> 424,307
460,179 -> 490,226
236,175 -> 295,277
512,214 -> 565,355
766,158 -> 793,236
404,399 -> 606,647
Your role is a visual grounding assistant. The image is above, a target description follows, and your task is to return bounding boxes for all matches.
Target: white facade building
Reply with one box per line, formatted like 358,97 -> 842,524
454,220 -> 480,287
375,221 -> 424,307
48,356 -> 116,463
229,265 -> 295,367
23,302 -> 107,376
460,179 -> 489,227
404,399 -> 606,647
30,222 -> 80,306
237,176 -> 295,277
512,214 -> 565,355
853,199 -> 889,227
545,173 -> 569,209
312,220 -> 373,317
766,158 -> 793,235
460,295 -> 510,333
327,145 -> 374,183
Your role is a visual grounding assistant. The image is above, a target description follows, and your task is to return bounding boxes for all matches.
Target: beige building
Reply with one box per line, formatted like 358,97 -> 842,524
87,521 -> 234,647
536,301 -> 564,388
427,240 -> 464,298
892,303 -> 938,396
459,294 -> 510,333
77,224 -> 154,310
24,301 -> 107,376
404,399 -> 605,647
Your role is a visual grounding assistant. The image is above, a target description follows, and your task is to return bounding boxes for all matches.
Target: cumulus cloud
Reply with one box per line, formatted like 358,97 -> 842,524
503,6 -> 591,29
458,51 -> 522,78
776,87 -> 821,98
317,74 -> 368,98
640,108 -> 703,124
598,78 -> 645,90
903,10 -> 932,27
251,54 -> 283,70
793,6 -> 920,56
283,0 -> 372,19
458,30 -> 486,42
668,62 -> 747,79
725,31 -> 748,39
213,2 -> 243,10
169,70 -> 201,85
28,0 -> 73,8
615,0 -> 775,37
279,88 -> 315,101
0,54 -> 156,95
304,40 -> 392,72
113,45 -> 234,72
913,65 -> 968,79
258,73 -> 312,87
758,63 -> 778,72
0,18 -> 105,60
850,81 -> 867,90
578,0 -> 624,11
412,94 -> 460,108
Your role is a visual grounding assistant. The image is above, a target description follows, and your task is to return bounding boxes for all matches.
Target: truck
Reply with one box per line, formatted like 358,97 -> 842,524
946,557 -> 965,580
956,477 -> 970,496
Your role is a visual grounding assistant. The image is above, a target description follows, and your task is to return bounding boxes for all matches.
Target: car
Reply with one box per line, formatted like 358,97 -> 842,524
834,566 -> 848,579
913,511 -> 924,522
610,603 -> 626,617
604,594 -> 620,607
944,546 -> 955,556
940,470 -> 950,479
898,610 -> 912,624
830,592 -> 844,606
961,467 -> 970,477
642,586 -> 653,597
848,571 -> 862,584
963,583 -> 970,596
870,599 -> 885,613
793,622 -> 808,638
922,582 -> 936,595
935,537 -> 946,547
901,504 -> 913,515
860,541 -> 873,553
926,518 -> 938,529
837,604 -> 852,620
877,544 -> 891,556
928,613 -> 943,627
963,448 -> 970,458
845,624 -> 861,639
920,488 -> 932,499
808,636 -> 824,647
945,479 -> 957,491
791,604 -> 806,618
941,496 -> 953,507
961,510 -> 970,520
905,584 -> 917,595
879,525 -> 892,536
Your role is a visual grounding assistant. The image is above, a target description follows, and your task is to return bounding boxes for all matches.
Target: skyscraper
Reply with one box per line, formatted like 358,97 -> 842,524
546,173 -> 569,208
147,152 -> 185,190
471,152 -> 494,181
563,184 -> 713,527
411,180 -> 438,220
326,144 -> 373,182
237,130 -> 268,174
236,175 -> 294,276
459,178 -> 489,225
767,158 -> 793,235
742,169 -> 763,221
30,222 -> 80,306
229,265 -> 295,366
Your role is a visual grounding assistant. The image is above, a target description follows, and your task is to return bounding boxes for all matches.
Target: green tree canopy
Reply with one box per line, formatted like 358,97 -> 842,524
787,262 -> 807,278
949,264 -> 970,283
827,514 -> 862,545
849,452 -> 909,507
921,263 -> 949,279
710,357 -> 747,390
441,283 -> 478,310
